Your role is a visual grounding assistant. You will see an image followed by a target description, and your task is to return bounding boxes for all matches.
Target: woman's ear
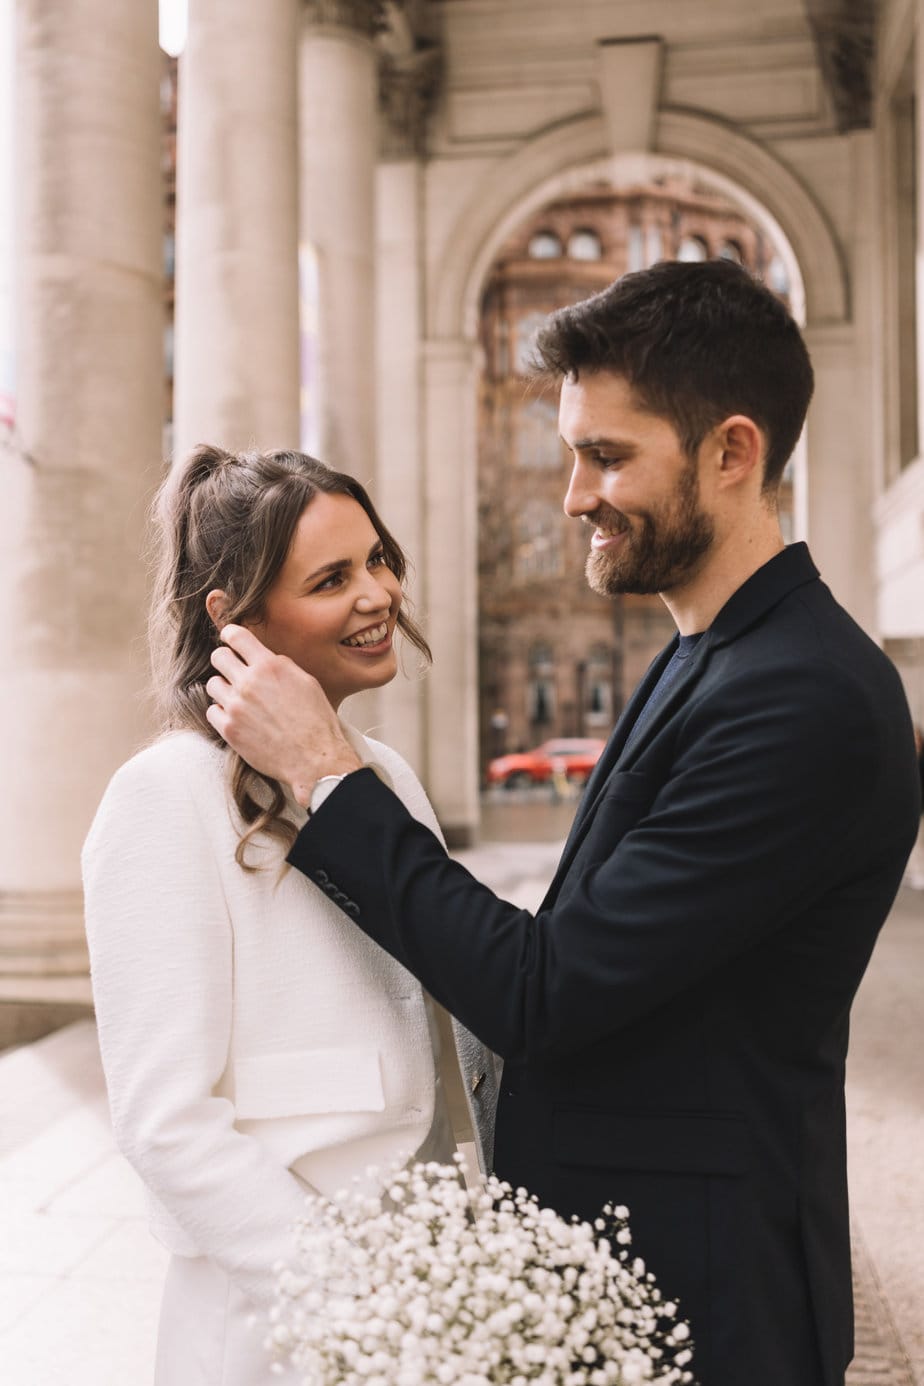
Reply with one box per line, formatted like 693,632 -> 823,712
205,589 -> 228,630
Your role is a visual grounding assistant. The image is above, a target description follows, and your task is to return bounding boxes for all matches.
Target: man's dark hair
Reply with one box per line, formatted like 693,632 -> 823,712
532,258 -> 815,492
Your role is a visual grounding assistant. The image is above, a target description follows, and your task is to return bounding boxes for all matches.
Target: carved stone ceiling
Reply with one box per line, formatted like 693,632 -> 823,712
803,0 -> 876,131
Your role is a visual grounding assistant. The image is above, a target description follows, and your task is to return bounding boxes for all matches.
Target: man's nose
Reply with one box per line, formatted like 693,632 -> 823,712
563,458 -> 598,518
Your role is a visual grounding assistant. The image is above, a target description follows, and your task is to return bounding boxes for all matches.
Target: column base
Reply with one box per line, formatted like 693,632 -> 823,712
0,998 -> 93,1051
0,891 -> 92,1048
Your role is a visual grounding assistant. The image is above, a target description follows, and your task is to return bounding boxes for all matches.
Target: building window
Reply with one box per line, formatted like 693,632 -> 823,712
568,229 -> 603,261
528,643 -> 555,726
516,398 -> 562,469
628,224 -> 644,272
514,310 -> 547,374
645,224 -> 663,266
719,239 -> 743,264
514,501 -> 563,580
585,644 -> 613,727
767,255 -> 790,296
677,234 -> 708,262
164,321 -> 174,380
527,230 -> 562,260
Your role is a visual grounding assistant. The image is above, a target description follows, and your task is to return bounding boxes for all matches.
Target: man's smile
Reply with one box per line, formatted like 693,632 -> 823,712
590,528 -> 629,551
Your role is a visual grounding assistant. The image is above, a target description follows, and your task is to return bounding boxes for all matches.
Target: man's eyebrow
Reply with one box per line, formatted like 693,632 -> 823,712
563,435 -> 634,451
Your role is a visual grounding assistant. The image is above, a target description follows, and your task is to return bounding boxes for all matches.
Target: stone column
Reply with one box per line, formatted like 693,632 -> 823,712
298,0 -> 384,476
421,341 -> 481,845
173,0 -> 301,459
0,0 -> 12,432
803,321 -> 874,631
803,135 -> 876,636
3,2 -> 162,1039
375,45 -> 441,773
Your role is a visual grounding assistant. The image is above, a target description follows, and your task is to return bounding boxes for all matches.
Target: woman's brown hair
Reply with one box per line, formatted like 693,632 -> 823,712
149,445 -> 430,868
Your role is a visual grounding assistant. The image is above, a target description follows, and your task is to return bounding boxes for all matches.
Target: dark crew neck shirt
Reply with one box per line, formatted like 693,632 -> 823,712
622,631 -> 705,754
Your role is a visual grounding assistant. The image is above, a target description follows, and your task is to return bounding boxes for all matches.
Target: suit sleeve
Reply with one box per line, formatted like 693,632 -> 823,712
82,754 -> 311,1310
289,662 -> 898,1064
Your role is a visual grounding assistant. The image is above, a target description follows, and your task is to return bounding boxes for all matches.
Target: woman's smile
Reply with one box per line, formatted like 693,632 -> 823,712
341,619 -> 391,650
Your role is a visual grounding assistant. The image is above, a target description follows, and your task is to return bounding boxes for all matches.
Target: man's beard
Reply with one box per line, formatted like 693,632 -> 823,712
584,464 -> 715,597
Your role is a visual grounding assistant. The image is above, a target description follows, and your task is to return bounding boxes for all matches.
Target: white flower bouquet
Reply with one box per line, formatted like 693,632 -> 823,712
268,1155 -> 695,1385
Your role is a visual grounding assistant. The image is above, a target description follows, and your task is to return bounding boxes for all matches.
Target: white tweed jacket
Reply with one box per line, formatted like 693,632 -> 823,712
82,725 -> 499,1310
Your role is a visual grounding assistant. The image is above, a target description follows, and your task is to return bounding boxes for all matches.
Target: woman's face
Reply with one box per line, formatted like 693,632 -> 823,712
247,492 -> 403,709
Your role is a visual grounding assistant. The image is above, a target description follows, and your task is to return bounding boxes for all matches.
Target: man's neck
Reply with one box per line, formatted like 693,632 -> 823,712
660,528 -> 786,635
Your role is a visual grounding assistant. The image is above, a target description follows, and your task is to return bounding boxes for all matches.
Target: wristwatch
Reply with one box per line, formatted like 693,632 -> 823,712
308,773 -> 349,816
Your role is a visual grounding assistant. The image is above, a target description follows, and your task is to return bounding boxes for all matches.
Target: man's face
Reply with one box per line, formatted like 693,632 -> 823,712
559,371 -> 715,597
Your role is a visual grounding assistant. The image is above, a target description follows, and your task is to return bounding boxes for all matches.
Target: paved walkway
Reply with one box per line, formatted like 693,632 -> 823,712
0,836 -> 921,1385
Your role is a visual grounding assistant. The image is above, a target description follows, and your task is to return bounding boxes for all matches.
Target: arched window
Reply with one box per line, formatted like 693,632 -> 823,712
514,501 -> 563,580
567,229 -> 603,261
645,224 -> 663,266
527,230 -> 562,260
516,398 -> 562,469
677,234 -> 708,262
627,224 -> 644,272
719,239 -> 743,264
767,255 -> 791,296
514,310 -> 547,374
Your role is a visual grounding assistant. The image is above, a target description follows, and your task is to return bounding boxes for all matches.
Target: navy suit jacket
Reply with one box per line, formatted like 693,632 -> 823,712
289,544 -> 921,1386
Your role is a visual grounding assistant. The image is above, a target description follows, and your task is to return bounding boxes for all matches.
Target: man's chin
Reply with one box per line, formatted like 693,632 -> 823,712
585,553 -> 660,597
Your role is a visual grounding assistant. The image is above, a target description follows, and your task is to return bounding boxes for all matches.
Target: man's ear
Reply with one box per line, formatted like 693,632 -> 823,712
205,589 -> 229,630
716,415 -> 764,489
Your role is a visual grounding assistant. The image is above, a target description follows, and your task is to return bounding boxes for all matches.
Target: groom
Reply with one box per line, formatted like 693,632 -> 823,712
207,261 -> 921,1386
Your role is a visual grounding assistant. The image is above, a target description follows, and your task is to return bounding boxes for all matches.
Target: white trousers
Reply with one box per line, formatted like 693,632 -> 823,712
154,1254 -> 302,1386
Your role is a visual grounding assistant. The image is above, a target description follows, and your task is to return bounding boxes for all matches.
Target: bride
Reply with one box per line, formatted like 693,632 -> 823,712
82,445 -> 498,1386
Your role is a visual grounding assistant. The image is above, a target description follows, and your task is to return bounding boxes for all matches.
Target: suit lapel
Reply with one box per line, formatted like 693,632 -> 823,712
543,638 -> 677,906
567,640 -> 675,837
616,632 -> 712,768
547,635 -> 712,900
541,544 -> 822,911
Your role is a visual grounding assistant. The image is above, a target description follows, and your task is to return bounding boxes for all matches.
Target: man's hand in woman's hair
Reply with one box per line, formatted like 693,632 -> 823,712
206,625 -> 361,807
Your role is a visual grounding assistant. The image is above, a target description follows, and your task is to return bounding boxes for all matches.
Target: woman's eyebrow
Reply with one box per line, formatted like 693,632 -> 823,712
302,540 -> 383,586
302,557 -> 349,585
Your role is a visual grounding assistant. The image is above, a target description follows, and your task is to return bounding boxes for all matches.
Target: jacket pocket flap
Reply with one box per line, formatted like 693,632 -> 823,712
234,1046 -> 386,1119
553,1108 -> 751,1176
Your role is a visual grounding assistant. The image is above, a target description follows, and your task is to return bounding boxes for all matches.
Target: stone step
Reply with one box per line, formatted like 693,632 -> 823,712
0,888 -> 92,985
0,952 -> 90,976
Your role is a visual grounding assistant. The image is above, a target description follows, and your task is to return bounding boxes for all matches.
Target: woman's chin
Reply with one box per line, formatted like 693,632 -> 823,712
335,660 -> 400,705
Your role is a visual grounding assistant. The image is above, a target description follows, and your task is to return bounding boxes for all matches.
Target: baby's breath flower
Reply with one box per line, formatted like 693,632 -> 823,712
268,1159 -> 695,1384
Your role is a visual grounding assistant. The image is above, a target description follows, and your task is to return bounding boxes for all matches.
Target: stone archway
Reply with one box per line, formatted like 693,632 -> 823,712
418,110 -> 865,840
428,108 -> 846,341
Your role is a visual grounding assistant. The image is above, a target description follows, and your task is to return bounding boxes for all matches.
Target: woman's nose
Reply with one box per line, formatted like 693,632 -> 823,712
354,573 -> 392,612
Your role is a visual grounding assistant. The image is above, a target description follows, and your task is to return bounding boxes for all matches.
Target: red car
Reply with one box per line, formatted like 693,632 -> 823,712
486,737 -> 606,788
